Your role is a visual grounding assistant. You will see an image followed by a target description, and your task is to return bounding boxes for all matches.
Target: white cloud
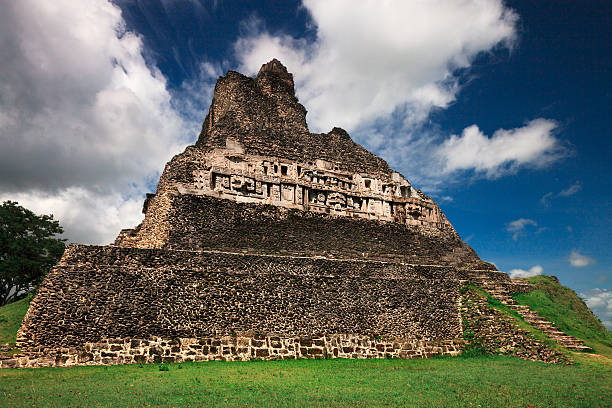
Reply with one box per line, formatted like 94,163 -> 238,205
506,218 -> 538,241
0,188 -> 143,245
569,250 -> 595,268
0,0 -> 192,244
437,119 -> 563,178
580,288 -> 612,330
233,1 -> 566,189
540,192 -> 554,206
508,265 -> 543,278
235,0 -> 518,133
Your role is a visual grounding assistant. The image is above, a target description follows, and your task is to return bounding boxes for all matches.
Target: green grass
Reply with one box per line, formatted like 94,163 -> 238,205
513,275 -> 612,357
0,297 -> 30,348
1,356 -> 610,407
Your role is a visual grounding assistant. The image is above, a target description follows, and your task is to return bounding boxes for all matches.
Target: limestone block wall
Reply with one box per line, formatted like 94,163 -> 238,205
17,245 -> 464,350
1,335 -> 464,368
118,194 -> 491,270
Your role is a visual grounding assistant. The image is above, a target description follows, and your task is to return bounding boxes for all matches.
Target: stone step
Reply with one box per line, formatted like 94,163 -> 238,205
550,335 -> 586,345
520,312 -> 543,317
522,315 -> 548,321
499,301 -> 593,352
529,323 -> 556,329
565,345 -> 593,352
548,336 -> 579,343
488,293 -> 512,297
557,341 -> 585,347
471,288 -> 593,353
542,330 -> 566,336
532,325 -> 556,331
524,318 -> 553,324
552,335 -> 581,342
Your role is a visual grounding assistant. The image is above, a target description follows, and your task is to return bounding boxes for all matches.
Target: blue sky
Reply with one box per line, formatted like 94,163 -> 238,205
0,0 -> 610,326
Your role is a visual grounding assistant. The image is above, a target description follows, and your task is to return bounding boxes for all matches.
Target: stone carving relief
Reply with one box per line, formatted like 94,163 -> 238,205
178,144 -> 450,229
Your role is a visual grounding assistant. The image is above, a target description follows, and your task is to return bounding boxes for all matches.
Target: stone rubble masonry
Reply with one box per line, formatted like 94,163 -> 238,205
117,194 -> 492,269
8,59 -> 562,368
0,335 -> 464,369
197,59 -> 389,177
17,245 -> 464,350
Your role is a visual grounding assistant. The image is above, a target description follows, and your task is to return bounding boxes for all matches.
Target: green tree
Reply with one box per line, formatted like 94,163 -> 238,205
0,201 -> 65,305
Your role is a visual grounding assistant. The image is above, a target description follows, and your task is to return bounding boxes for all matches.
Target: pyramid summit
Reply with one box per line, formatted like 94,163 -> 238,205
114,59 -> 466,260
5,60 -> 585,368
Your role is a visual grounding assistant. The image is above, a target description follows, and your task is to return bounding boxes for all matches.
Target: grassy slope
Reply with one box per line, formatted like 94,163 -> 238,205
0,297 -> 29,347
513,275 -> 612,357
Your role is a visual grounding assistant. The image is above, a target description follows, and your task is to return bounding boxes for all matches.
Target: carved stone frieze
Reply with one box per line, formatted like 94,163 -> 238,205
176,140 -> 451,229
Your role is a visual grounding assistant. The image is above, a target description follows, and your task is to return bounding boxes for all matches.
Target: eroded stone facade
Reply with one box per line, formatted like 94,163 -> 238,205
8,59 -> 562,368
178,141 -> 449,229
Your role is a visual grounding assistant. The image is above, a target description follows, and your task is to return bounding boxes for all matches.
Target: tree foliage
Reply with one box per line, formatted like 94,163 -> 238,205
0,201 -> 65,305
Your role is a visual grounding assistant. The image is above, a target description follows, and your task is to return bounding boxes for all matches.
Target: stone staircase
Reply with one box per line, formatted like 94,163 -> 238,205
467,271 -> 592,352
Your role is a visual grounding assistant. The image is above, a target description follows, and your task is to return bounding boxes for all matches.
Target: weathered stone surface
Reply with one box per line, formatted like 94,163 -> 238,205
18,245 -> 463,349
117,194 -> 489,267
115,58 -> 472,250
10,59 -> 561,368
1,334 -> 465,368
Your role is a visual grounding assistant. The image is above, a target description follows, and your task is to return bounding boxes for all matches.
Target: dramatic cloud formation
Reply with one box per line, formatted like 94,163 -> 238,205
506,218 -> 538,241
508,265 -> 543,278
236,0 -> 517,132
569,250 -> 596,268
236,0 -> 517,131
234,0 -> 565,188
581,288 -> 612,330
0,0 -> 191,243
0,0 -> 569,244
4,188 -> 143,244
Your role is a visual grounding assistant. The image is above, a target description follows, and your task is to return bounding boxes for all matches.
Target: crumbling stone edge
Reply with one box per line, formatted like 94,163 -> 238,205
0,335 -> 463,369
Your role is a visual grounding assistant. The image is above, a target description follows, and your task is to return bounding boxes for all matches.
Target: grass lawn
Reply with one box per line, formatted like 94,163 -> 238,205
1,355 -> 611,407
0,297 -> 29,349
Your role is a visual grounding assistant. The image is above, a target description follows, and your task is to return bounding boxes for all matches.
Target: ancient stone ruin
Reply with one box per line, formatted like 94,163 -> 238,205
2,59 -> 586,368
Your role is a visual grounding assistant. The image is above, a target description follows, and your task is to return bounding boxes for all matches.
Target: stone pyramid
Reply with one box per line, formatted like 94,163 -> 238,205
10,59 -> 556,368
